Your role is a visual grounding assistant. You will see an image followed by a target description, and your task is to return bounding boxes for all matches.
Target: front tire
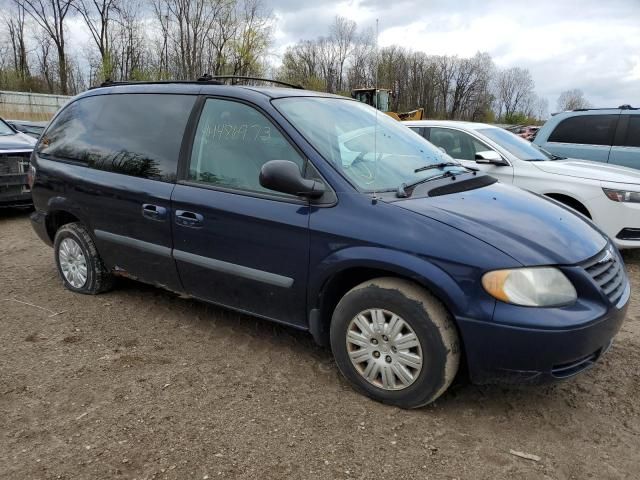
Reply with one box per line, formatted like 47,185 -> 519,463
54,222 -> 113,294
330,278 -> 460,408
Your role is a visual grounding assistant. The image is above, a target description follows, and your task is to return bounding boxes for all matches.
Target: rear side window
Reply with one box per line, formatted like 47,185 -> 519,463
39,94 -> 196,182
548,114 -> 618,146
623,116 -> 640,147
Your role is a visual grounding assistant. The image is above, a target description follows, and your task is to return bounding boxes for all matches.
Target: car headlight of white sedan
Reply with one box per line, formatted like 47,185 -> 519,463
603,188 -> 640,203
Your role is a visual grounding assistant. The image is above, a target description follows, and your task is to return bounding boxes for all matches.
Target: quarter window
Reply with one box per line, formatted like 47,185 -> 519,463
623,116 -> 640,147
39,94 -> 195,182
188,99 -> 305,195
548,115 -> 618,146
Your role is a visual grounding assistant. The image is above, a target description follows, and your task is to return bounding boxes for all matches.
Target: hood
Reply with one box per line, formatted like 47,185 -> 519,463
533,159 -> 640,184
394,182 -> 607,266
0,132 -> 36,151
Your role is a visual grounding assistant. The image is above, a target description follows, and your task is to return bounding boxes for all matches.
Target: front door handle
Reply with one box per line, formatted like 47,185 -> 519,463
142,204 -> 167,221
175,210 -> 204,228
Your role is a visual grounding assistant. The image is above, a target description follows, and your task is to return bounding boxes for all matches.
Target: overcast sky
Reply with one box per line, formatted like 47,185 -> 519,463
270,0 -> 640,110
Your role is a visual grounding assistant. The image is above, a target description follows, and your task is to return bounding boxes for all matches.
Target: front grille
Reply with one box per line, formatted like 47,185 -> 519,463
0,152 -> 30,175
0,152 -> 31,193
583,245 -> 627,305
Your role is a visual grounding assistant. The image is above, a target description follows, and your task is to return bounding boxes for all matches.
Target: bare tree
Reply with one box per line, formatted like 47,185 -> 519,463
74,0 -> 120,80
34,28 -> 55,92
534,96 -> 549,120
14,0 -> 76,94
208,0 -> 236,75
152,0 -> 224,79
112,0 -> 147,80
231,0 -> 272,76
5,3 -> 31,82
557,88 -> 591,111
330,16 -> 356,93
495,67 -> 535,121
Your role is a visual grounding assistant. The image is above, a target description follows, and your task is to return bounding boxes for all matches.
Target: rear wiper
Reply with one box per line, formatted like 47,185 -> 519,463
414,161 -> 459,173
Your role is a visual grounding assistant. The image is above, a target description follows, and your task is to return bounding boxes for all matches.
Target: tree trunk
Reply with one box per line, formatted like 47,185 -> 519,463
58,46 -> 68,95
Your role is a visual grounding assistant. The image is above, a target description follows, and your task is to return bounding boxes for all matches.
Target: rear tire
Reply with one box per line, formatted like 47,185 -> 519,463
330,277 -> 459,408
54,222 -> 113,294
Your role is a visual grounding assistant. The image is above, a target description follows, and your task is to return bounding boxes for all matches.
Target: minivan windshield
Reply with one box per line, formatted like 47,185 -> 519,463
274,97 -> 465,191
478,127 -> 555,161
0,119 -> 15,136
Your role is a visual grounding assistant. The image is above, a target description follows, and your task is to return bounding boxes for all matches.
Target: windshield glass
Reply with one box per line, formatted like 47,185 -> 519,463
274,97 -> 464,191
478,127 -> 552,161
0,119 -> 15,136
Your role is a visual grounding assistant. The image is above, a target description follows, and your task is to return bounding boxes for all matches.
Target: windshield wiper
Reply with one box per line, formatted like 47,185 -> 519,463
414,161 -> 459,173
397,162 -> 478,198
398,169 -> 464,198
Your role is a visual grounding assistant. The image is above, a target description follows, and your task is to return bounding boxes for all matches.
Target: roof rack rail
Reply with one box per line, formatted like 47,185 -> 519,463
93,75 -> 304,90
95,78 -> 223,89
570,105 -> 637,112
200,74 -> 304,89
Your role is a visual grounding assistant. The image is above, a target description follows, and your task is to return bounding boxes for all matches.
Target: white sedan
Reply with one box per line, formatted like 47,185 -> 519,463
404,120 -> 640,249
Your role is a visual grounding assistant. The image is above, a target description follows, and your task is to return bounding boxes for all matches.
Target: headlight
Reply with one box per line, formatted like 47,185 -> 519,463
603,188 -> 640,203
482,267 -> 577,307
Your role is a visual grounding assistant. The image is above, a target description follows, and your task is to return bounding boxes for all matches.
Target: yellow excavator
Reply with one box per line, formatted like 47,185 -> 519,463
351,87 -> 424,121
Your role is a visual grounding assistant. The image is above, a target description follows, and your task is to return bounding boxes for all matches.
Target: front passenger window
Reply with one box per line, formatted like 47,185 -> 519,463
189,99 -> 305,195
429,127 -> 493,161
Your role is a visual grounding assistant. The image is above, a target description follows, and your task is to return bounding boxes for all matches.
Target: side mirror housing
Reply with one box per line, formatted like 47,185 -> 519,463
475,150 -> 508,166
259,160 -> 325,199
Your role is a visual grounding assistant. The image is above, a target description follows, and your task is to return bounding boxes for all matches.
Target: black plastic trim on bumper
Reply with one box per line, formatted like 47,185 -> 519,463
616,228 -> 640,241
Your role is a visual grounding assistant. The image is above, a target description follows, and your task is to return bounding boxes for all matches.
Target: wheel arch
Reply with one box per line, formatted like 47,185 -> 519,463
46,210 -> 82,242
44,197 -> 91,242
307,247 -> 468,347
543,192 -> 592,218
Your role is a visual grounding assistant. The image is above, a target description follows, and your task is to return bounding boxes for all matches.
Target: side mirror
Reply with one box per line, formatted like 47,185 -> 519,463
259,160 -> 325,199
475,150 -> 508,166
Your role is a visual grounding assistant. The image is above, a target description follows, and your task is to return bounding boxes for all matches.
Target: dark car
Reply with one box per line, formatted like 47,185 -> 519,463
6,119 -> 48,139
29,79 -> 629,408
0,117 -> 36,207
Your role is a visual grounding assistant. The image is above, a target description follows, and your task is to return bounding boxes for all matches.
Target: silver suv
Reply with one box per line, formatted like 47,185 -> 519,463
534,105 -> 639,170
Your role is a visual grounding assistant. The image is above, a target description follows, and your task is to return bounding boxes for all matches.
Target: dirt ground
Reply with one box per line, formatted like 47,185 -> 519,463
1,209 -> 639,480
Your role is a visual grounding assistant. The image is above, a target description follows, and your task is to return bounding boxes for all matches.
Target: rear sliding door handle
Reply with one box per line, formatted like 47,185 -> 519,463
175,210 -> 204,228
142,204 -> 167,221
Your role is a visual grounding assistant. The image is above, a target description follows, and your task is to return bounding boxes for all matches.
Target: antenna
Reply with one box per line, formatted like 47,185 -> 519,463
372,18 -> 380,203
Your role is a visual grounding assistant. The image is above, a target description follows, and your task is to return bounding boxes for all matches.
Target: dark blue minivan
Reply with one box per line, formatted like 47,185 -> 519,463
29,80 -> 630,408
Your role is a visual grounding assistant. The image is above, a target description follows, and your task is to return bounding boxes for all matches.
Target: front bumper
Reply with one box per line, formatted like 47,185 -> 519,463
0,185 -> 31,207
458,283 -> 630,385
30,210 -> 53,246
593,184 -> 640,249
